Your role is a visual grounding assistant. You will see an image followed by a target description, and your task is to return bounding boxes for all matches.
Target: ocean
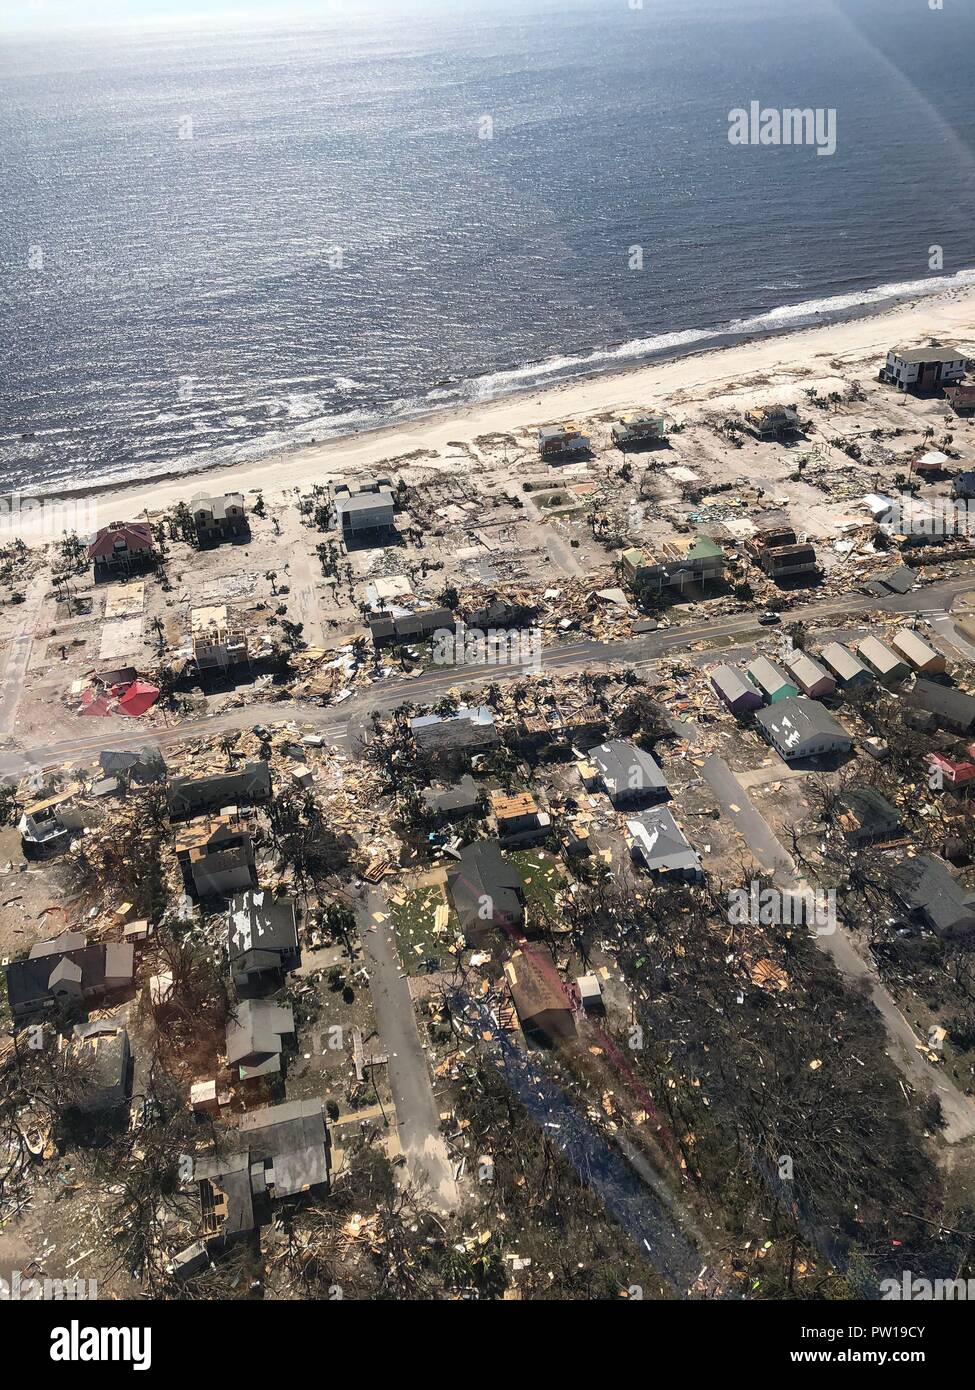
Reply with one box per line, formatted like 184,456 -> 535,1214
2,0 -> 975,494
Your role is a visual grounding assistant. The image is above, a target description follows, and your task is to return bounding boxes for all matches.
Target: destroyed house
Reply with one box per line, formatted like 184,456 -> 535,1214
710,663 -> 763,716
99,745 -> 166,784
588,739 -> 669,808
490,790 -> 550,844
504,946 -> 576,1044
945,383 -> 975,414
755,697 -> 851,762
537,424 -> 590,461
464,597 -> 535,630
835,789 -> 902,845
745,656 -> 798,704
197,1099 -> 330,1244
819,642 -> 874,689
880,345 -> 968,392
166,761 -> 272,818
447,840 -> 524,943
225,998 -> 295,1079
67,1020 -> 131,1113
747,520 -> 817,578
890,628 -> 946,675
18,786 -> 81,859
891,855 -> 975,940
228,890 -> 300,989
611,413 -> 666,448
189,491 -> 248,544
905,679 -> 975,735
410,705 -> 498,753
176,816 -> 257,898
745,404 -> 800,438
3,933 -> 134,1022
627,807 -> 703,883
784,652 -> 836,700
87,520 -> 155,577
855,636 -> 910,685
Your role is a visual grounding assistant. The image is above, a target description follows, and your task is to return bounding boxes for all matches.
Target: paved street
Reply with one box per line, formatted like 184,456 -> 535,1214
357,889 -> 460,1211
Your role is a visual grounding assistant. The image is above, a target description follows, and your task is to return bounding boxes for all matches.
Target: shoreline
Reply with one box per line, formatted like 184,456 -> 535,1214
20,280 -> 975,525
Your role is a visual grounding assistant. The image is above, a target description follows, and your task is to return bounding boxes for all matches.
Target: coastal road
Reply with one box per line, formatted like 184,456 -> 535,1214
5,572 -> 975,781
702,756 -> 975,1144
357,888 -> 460,1212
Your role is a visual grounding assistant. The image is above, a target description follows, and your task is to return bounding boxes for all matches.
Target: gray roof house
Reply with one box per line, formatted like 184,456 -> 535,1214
410,705 -> 499,753
627,808 -> 704,883
904,678 -> 975,734
855,635 -> 911,685
892,855 -> 975,939
447,840 -> 524,944
167,761 -> 272,818
197,1098 -> 330,1245
588,739 -> 669,808
189,492 -> 248,544
819,642 -> 874,688
745,656 -> 799,704
755,697 -> 851,762
421,775 -> 482,823
784,652 -> 836,700
225,998 -> 295,1080
228,891 -> 300,989
334,488 -> 395,536
710,663 -> 763,716
3,933 -> 135,1022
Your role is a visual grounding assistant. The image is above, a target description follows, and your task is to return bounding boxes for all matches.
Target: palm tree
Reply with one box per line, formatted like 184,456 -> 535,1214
265,569 -> 278,595
150,616 -> 165,651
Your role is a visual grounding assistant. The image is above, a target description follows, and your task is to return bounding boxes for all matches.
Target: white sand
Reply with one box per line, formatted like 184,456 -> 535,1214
44,284 -> 975,523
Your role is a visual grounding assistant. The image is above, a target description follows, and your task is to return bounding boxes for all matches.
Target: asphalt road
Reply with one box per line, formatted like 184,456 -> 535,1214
6,573 -> 975,781
357,888 -> 460,1211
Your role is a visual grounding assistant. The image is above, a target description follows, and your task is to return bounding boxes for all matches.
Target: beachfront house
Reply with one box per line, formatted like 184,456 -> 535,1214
611,413 -> 667,449
744,405 -> 801,440
190,492 -> 248,545
88,520 -> 156,579
537,424 -> 590,461
880,345 -> 968,393
627,807 -> 704,884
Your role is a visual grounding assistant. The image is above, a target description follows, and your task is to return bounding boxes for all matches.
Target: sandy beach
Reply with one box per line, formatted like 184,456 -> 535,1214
47,284 -> 975,528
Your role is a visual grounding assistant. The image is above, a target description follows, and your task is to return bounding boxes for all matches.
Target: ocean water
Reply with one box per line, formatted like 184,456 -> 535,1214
2,0 -> 975,493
